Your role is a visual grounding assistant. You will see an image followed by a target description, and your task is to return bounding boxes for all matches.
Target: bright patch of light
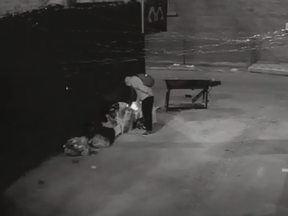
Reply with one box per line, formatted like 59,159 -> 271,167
130,102 -> 138,111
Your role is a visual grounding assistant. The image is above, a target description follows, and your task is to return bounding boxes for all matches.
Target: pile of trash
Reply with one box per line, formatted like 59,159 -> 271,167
64,135 -> 111,156
63,101 -> 143,156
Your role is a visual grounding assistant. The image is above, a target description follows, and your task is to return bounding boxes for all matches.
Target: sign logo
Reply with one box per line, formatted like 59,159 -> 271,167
148,5 -> 164,23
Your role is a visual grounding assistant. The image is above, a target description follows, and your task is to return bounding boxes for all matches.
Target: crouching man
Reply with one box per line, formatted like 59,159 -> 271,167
125,75 -> 154,136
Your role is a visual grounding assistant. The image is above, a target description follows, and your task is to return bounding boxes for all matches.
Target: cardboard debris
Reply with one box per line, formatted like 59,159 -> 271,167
63,102 -> 157,156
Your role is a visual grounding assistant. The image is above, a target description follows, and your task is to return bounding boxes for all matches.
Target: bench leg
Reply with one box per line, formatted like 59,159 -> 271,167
202,89 -> 206,103
204,88 -> 209,109
165,90 -> 171,112
192,89 -> 205,104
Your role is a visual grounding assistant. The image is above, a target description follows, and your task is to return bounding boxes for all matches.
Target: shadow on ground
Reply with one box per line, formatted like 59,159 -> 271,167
153,122 -> 165,133
0,194 -> 38,216
274,171 -> 288,216
242,173 -> 288,216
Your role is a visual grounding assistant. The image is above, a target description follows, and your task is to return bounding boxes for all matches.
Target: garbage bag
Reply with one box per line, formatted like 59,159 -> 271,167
64,136 -> 90,156
89,134 -> 110,149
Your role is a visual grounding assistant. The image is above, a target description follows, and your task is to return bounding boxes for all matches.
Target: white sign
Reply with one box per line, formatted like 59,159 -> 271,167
148,5 -> 164,23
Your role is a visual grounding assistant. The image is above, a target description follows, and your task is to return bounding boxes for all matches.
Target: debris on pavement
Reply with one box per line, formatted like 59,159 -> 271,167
91,165 -> 97,169
224,149 -> 235,153
63,102 -> 157,156
37,179 -> 45,185
186,64 -> 195,68
72,159 -> 79,163
230,68 -> 238,72
64,136 -> 90,156
282,168 -> 288,172
63,136 -> 107,157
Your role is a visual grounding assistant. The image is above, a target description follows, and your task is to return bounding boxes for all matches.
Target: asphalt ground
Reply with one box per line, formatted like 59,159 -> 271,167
2,68 -> 288,216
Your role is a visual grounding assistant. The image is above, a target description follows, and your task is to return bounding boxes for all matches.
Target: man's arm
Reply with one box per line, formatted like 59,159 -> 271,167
135,92 -> 140,104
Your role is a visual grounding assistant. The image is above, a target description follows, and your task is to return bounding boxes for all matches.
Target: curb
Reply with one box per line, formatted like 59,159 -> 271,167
248,63 -> 288,77
248,71 -> 288,77
146,66 -> 196,71
145,61 -> 248,70
146,64 -> 248,71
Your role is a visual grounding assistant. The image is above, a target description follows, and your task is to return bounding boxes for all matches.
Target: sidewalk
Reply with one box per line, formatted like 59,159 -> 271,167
2,70 -> 288,216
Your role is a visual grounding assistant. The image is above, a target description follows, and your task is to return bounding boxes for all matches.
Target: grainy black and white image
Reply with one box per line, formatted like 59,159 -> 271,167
1,0 -> 288,216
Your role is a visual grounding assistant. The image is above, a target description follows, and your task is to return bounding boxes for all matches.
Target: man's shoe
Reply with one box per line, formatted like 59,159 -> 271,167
142,130 -> 152,136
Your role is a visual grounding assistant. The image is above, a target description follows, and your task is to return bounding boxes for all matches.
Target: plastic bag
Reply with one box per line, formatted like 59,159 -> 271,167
89,134 -> 110,148
64,136 -> 90,156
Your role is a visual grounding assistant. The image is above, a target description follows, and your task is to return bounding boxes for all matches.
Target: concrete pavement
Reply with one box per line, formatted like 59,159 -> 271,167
2,68 -> 288,216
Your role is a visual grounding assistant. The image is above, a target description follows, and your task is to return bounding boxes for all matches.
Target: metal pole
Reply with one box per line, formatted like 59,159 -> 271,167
183,38 -> 186,65
141,0 -> 145,34
249,37 -> 257,66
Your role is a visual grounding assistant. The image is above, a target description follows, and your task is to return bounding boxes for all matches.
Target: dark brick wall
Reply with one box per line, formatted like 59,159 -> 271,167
146,0 -> 288,64
0,2 -> 144,191
0,15 -> 66,190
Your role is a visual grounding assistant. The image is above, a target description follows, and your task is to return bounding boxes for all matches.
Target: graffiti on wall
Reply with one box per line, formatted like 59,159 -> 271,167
148,5 -> 164,23
144,0 -> 167,34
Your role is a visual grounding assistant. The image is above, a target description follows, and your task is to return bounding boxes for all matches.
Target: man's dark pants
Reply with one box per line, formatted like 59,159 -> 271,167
142,96 -> 154,131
